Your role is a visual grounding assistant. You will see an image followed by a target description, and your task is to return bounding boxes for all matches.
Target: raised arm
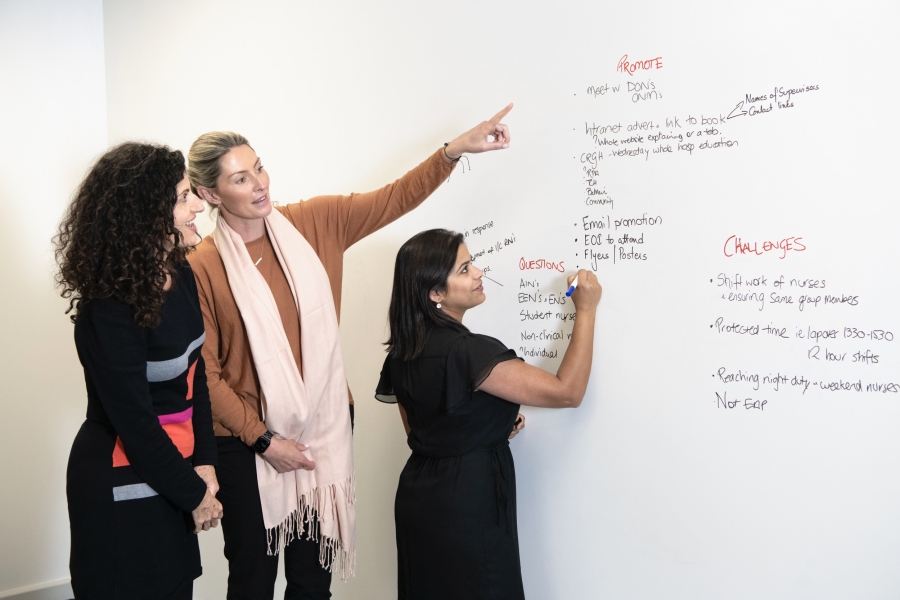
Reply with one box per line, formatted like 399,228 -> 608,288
283,104 -> 514,251
477,270 -> 602,408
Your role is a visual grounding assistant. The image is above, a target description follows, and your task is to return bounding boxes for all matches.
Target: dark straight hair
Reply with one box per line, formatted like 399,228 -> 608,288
386,229 -> 469,360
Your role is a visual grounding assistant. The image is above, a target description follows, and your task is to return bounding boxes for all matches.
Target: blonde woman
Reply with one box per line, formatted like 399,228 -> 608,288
186,105 -> 512,598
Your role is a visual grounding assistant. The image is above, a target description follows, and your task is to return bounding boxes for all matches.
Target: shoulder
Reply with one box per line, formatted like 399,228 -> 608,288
176,261 -> 197,288
170,261 -> 201,306
468,332 -> 509,351
74,296 -> 142,343
420,324 -> 467,357
186,238 -> 223,279
279,198 -> 340,233
78,295 -> 132,323
422,325 -> 508,357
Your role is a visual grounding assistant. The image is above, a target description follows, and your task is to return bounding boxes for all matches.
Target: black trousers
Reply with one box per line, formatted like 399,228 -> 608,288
216,436 -> 332,600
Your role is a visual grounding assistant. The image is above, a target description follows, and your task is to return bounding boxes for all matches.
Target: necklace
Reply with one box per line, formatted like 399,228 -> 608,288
254,235 -> 266,266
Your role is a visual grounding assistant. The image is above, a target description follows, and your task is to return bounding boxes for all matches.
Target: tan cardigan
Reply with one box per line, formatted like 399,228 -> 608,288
188,149 -> 455,445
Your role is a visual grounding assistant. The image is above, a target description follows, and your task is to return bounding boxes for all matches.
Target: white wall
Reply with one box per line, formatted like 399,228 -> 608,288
7,0 -> 900,598
0,0 -> 108,595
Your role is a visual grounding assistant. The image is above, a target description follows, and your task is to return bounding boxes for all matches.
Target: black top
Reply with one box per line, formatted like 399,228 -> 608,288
74,262 -> 216,511
377,324 -> 522,456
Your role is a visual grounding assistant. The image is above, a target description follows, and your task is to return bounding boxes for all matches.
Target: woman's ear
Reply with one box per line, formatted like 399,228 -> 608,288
429,289 -> 443,304
197,186 -> 219,205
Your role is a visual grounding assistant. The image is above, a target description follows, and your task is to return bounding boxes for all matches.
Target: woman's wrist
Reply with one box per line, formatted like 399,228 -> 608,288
442,142 -> 462,163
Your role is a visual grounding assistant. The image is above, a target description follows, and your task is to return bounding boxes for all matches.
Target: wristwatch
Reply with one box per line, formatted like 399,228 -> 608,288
253,430 -> 274,454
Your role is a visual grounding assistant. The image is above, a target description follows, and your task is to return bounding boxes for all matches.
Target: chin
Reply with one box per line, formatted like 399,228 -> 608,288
178,232 -> 202,248
257,202 -> 274,217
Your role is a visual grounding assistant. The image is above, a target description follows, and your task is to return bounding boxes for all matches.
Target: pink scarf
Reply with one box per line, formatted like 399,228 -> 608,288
213,210 -> 355,578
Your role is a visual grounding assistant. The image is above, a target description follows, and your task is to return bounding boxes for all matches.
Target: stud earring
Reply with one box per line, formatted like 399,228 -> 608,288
436,303 -> 442,309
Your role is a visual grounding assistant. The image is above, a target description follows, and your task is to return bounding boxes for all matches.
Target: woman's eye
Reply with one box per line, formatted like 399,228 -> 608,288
236,177 -> 245,184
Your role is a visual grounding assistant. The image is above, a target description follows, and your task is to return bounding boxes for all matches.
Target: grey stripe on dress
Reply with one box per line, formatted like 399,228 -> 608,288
146,332 -> 205,382
113,483 -> 159,502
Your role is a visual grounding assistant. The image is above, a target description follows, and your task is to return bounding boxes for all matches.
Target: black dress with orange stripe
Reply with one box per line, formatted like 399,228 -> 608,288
67,263 -> 217,599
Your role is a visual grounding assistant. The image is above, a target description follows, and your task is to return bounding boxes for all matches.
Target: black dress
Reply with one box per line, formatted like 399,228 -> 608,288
376,324 -> 526,600
66,263 -> 217,599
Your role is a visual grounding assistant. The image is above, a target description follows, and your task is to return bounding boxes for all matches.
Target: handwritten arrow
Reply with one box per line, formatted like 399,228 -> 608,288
726,101 -> 747,120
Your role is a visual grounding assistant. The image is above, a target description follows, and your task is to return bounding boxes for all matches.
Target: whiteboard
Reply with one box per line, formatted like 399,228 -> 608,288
103,0 -> 900,598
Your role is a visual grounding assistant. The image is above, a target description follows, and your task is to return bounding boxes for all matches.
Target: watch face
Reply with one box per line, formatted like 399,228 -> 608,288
254,432 -> 272,453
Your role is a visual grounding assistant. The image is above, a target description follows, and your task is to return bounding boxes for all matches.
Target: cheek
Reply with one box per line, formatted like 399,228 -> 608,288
215,186 -> 245,210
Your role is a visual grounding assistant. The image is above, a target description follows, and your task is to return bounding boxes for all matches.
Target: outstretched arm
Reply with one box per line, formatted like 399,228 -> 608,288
285,103 -> 515,252
478,270 -> 602,408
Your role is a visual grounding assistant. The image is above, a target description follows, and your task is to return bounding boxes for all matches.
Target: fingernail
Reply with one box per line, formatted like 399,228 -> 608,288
502,144 -> 509,149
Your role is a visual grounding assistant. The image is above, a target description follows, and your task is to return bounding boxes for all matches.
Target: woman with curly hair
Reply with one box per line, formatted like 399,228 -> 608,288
56,142 -> 223,599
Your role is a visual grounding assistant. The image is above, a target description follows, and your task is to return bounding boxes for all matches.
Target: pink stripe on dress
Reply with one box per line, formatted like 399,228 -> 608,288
158,406 -> 193,425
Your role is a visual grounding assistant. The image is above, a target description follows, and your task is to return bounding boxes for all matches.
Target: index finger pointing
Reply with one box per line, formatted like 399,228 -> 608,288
488,102 -> 514,124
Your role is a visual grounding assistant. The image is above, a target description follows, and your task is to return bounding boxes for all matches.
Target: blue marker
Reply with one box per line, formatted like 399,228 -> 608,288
565,275 -> 579,297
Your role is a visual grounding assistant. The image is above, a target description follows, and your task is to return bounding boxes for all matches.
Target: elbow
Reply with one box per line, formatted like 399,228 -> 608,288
560,391 -> 584,408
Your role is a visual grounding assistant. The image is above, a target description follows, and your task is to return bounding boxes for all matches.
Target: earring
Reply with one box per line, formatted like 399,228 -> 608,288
436,303 -> 442,309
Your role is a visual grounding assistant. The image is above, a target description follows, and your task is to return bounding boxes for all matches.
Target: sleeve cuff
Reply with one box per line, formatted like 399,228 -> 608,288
241,421 -> 270,447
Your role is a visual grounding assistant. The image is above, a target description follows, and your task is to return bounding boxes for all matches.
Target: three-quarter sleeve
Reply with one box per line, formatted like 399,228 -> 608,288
76,299 -> 208,513
444,334 -> 520,414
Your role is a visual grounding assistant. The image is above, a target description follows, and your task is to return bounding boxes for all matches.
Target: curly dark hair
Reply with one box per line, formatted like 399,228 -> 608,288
54,142 -> 188,327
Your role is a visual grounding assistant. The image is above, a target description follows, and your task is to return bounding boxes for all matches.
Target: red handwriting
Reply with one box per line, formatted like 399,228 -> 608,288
723,236 -> 806,260
519,257 -> 566,272
617,55 -> 663,76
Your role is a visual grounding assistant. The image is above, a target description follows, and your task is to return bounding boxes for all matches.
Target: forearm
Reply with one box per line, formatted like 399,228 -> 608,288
554,308 -> 597,406
336,148 -> 455,249
208,376 -> 268,446
190,355 -> 218,466
118,420 -> 209,512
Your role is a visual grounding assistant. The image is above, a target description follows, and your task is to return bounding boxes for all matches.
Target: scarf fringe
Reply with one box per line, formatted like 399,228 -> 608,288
265,474 -> 357,580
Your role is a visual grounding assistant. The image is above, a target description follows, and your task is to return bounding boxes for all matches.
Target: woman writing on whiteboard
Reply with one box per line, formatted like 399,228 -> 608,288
376,229 -> 601,599
185,105 -> 512,598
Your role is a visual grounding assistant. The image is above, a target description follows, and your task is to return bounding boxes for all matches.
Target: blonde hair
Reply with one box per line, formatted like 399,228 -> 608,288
187,131 -> 252,195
